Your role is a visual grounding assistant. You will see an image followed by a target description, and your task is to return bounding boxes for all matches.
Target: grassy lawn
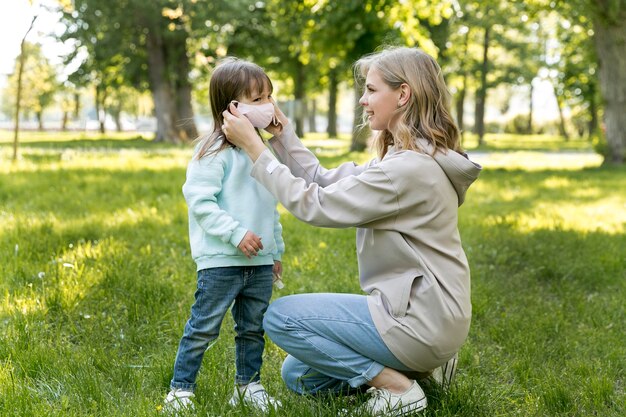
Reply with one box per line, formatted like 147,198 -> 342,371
1,131 -> 624,416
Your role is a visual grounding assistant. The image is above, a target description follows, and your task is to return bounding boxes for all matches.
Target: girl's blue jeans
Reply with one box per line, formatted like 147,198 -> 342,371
170,265 -> 273,391
263,293 -> 412,395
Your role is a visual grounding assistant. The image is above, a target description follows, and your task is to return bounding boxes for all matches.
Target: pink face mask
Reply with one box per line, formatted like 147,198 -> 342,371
232,101 -> 279,128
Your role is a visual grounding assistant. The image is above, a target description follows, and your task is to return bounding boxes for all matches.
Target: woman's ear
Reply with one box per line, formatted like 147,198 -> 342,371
398,83 -> 411,107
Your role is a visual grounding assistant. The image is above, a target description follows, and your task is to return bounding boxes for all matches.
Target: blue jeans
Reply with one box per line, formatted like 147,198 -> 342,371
263,293 -> 412,395
170,265 -> 273,390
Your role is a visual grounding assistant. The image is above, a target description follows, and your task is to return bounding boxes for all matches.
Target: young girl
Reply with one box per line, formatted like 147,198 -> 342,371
164,57 -> 284,413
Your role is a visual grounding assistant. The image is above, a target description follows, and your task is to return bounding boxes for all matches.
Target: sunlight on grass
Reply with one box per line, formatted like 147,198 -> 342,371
1,148 -> 191,174
1,131 -> 625,416
470,151 -> 603,171
0,129 -> 151,143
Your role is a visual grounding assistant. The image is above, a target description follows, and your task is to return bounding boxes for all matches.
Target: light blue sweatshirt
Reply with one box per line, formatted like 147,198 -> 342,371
182,142 -> 284,270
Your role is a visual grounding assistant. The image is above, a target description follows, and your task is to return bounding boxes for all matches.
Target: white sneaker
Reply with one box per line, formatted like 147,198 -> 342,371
163,388 -> 195,413
431,353 -> 458,390
359,380 -> 427,416
228,381 -> 281,412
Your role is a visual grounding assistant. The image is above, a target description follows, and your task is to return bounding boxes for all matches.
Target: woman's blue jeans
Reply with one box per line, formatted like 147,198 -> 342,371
263,293 -> 412,395
170,265 -> 273,391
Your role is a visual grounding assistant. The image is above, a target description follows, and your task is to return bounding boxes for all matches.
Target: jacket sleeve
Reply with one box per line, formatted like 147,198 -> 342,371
182,155 -> 248,248
273,207 -> 285,261
251,149 -> 400,228
268,124 -> 376,187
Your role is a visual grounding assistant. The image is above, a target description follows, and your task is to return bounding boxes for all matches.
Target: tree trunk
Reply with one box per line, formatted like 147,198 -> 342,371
475,26 -> 490,146
456,29 -> 470,146
95,85 -> 107,134
593,12 -> 626,164
551,81 -> 569,140
37,111 -> 44,131
456,75 -> 467,144
172,35 -> 198,141
327,68 -> 338,137
350,82 -> 369,152
294,59 -> 306,138
527,82 -> 534,134
62,111 -> 69,131
308,99 -> 317,133
73,92 -> 81,119
12,16 -> 36,161
146,30 -> 179,143
113,105 -> 122,132
588,85 -> 599,138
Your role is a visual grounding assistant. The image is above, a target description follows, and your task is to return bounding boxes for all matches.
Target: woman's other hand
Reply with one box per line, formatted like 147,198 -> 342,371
264,99 -> 290,136
222,103 -> 266,161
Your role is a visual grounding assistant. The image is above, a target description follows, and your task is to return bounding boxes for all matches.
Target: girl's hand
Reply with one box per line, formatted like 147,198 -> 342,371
264,99 -> 290,136
272,260 -> 283,278
222,103 -> 266,161
272,260 -> 284,289
237,230 -> 264,258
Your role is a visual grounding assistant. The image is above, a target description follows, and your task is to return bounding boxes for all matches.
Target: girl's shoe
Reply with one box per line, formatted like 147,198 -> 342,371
228,381 -> 281,412
163,388 -> 195,413
358,380 -> 427,416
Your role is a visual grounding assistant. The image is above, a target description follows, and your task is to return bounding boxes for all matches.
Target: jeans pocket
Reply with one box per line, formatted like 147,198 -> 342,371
197,267 -> 240,291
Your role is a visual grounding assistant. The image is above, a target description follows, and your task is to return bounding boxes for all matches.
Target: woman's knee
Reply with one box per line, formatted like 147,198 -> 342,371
263,296 -> 292,338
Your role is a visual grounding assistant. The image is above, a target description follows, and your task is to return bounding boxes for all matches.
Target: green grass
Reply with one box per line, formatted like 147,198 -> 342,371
1,131 -> 624,416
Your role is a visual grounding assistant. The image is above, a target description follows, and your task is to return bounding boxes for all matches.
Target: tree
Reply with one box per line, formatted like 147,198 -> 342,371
59,0 -> 204,143
3,42 -> 58,135
11,16 -> 36,161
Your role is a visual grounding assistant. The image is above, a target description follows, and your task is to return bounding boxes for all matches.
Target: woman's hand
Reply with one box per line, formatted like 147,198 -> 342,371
222,103 -> 266,161
264,99 -> 290,136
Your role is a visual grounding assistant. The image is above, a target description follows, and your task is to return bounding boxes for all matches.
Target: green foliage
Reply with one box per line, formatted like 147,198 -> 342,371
1,133 -> 624,416
1,43 -> 59,122
504,114 -> 531,135
591,130 -> 609,159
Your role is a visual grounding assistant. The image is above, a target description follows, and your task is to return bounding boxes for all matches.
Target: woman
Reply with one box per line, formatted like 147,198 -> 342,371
222,46 -> 482,416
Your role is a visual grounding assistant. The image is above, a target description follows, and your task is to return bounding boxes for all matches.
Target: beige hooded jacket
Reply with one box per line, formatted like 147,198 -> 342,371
251,124 -> 481,371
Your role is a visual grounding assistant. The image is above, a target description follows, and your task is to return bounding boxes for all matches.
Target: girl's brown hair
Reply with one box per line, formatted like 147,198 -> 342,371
354,47 -> 461,159
195,57 -> 273,159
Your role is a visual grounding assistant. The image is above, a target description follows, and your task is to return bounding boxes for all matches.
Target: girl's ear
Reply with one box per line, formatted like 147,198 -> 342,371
398,83 -> 411,107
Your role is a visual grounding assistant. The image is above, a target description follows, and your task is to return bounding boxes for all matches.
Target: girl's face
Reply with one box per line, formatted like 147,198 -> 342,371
359,67 -> 402,131
238,81 -> 272,105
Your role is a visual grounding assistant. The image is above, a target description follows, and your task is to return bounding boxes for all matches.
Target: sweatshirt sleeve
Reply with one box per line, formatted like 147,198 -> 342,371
251,149 -> 400,228
268,124 -> 376,187
182,155 -> 248,248
272,207 -> 285,261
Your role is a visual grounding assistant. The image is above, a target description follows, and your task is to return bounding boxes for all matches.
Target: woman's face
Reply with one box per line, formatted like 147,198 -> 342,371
359,67 -> 402,131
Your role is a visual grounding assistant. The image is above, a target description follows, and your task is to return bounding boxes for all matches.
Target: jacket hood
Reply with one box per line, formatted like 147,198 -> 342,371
417,139 -> 482,206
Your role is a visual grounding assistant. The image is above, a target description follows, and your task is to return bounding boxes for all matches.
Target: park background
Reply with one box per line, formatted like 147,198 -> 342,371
1,0 -> 624,416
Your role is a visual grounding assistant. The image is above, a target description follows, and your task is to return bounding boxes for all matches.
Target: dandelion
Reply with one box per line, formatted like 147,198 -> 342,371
62,263 -> 74,268
14,244 -> 19,256
38,272 -> 45,279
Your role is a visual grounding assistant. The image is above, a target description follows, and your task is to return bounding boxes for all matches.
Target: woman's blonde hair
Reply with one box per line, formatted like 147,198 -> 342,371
194,57 -> 273,159
354,47 -> 461,159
